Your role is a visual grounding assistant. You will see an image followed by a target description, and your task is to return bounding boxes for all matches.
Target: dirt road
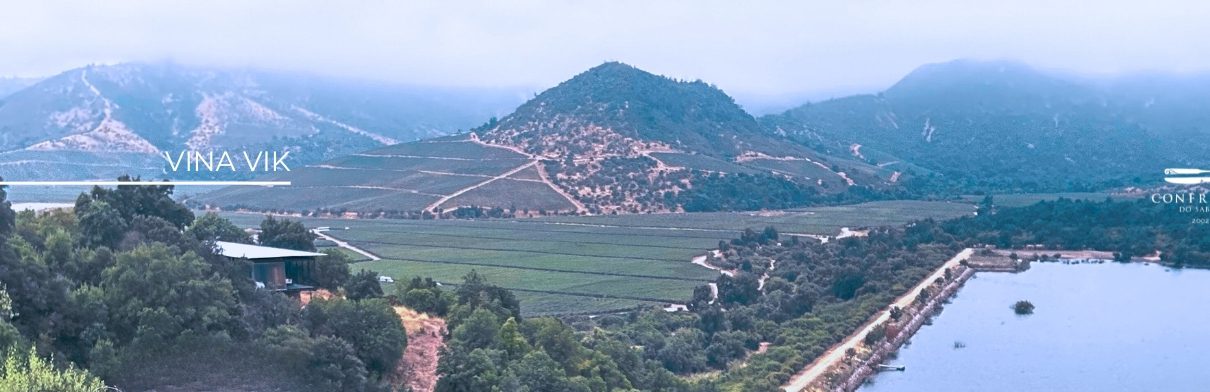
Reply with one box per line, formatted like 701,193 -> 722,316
313,229 -> 381,261
424,160 -> 537,211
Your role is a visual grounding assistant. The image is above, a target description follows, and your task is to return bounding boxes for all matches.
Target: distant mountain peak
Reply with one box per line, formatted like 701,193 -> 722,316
0,62 -> 525,182
581,61 -> 643,76
888,59 -> 1076,98
480,62 -> 759,158
464,63 -> 877,214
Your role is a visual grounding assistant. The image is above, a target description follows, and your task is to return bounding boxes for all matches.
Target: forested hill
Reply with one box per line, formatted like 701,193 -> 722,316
762,60 -> 1209,193
0,182 -> 409,391
476,61 -> 797,158
467,62 -> 895,214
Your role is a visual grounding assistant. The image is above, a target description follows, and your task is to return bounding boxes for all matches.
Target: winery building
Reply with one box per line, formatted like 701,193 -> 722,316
214,241 -> 324,297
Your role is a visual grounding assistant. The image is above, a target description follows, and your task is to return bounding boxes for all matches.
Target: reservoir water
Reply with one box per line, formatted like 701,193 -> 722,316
859,262 -> 1209,392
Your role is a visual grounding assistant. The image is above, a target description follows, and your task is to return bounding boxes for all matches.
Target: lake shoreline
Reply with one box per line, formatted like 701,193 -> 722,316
822,248 -> 1183,392
854,255 -> 1206,391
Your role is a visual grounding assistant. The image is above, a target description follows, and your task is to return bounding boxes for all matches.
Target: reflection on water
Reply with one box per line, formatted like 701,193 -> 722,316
860,262 -> 1208,392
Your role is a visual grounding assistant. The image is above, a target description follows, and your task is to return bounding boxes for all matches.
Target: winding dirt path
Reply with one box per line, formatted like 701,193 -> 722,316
781,248 -> 973,392
688,250 -> 732,303
424,161 -> 537,211
465,135 -> 588,214
535,162 -> 588,214
312,228 -> 381,261
757,259 -> 777,290
691,251 -> 734,277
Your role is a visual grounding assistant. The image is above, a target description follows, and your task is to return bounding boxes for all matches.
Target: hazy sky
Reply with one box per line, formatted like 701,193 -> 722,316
3,0 -> 1209,105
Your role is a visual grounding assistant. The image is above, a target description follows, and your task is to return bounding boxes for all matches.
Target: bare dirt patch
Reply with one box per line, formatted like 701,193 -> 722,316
392,306 -> 447,392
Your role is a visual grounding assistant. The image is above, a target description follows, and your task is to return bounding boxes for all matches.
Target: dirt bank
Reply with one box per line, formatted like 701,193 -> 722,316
392,306 -> 447,392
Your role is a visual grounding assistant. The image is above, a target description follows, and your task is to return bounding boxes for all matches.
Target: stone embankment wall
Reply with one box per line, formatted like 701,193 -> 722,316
834,266 -> 976,392
966,253 -> 1029,272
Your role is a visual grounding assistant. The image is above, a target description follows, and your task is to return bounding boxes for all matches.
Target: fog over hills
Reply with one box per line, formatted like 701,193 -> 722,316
0,77 -> 41,99
762,59 -> 1210,193
0,62 -> 526,182
197,62 -> 893,215
6,58 -> 1210,208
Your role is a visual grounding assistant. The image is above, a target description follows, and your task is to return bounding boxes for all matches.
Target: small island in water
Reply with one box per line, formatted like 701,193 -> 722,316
860,262 -> 1209,392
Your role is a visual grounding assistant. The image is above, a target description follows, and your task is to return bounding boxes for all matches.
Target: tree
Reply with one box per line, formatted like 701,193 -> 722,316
831,272 -> 865,300
396,277 -> 452,316
977,195 -> 995,216
705,331 -> 747,368
435,347 -> 503,392
100,244 -> 239,344
259,325 -> 369,390
863,323 -> 887,346
687,285 -> 714,311
452,308 -> 501,350
1013,300 -> 1035,315
309,250 -> 352,291
512,351 -> 583,392
656,328 -> 707,374
718,273 -> 760,305
889,306 -> 904,321
344,270 -> 383,301
526,318 -> 583,373
258,216 -> 316,251
306,335 -> 371,390
120,215 -> 192,251
76,200 -> 127,249
302,298 -> 406,376
0,287 -> 20,352
187,213 -> 252,244
698,306 -> 726,335
452,271 -> 521,323
498,318 -> 530,360
760,226 -> 779,244
0,346 -> 105,392
0,181 -> 14,237
0,236 -> 71,340
77,176 -> 193,229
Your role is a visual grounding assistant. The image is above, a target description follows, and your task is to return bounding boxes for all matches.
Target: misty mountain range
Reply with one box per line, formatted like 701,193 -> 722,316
766,60 -> 1210,192
2,59 -> 1207,209
0,63 -> 526,182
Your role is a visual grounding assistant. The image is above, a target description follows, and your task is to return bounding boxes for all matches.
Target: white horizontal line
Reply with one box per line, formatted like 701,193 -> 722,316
1164,177 -> 1210,185
0,181 -> 291,186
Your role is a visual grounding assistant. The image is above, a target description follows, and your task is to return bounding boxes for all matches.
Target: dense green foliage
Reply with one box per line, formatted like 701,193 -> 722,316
0,181 -> 406,391
942,197 -> 1210,267
0,347 -> 104,392
260,215 -> 318,251
394,271 -> 717,392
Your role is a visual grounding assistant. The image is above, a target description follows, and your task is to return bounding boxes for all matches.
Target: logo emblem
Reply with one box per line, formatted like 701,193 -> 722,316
1164,168 -> 1210,185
